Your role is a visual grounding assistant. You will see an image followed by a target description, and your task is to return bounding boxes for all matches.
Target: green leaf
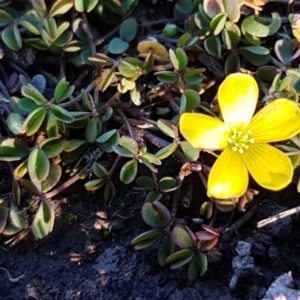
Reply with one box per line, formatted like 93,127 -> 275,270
0,9 -> 13,26
22,85 -> 47,105
188,252 -> 208,279
119,136 -> 139,155
108,37 -> 129,54
49,104 -> 75,123
49,0 -> 73,17
41,138 -> 66,158
145,190 -> 162,203
119,18 -> 138,42
95,67 -> 116,92
28,148 -> 50,182
0,138 -> 28,158
286,69 -> 300,94
224,52 -> 240,75
183,70 -> 204,85
22,107 -> 47,136
31,0 -> 47,15
239,46 -> 270,66
64,139 -> 87,152
222,21 -> 241,49
165,249 -> 194,269
172,224 -> 196,248
96,129 -> 119,153
142,201 -> 171,228
183,89 -> 200,111
135,176 -> 155,191
74,0 -> 98,12
158,232 -> 175,266
113,145 -> 134,157
54,77 -> 75,103
194,5 -> 211,30
274,39 -> 293,65
204,35 -> 221,58
210,12 -> 227,36
118,60 -> 140,78
86,117 -> 102,143
2,23 -> 22,51
154,71 -> 177,84
169,49 -> 179,70
155,143 -> 178,160
180,141 -> 199,161
84,178 -> 105,191
7,113 -> 25,135
158,177 -> 177,192
31,200 -> 55,239
2,202 -> 28,236
92,162 -> 109,178
223,0 -> 240,22
131,229 -> 163,250
242,13 -> 281,38
176,48 -> 188,71
120,159 -> 138,184
141,153 -> 162,165
157,119 -> 177,138
0,198 -> 8,233
104,180 -> 116,201
41,164 -> 62,193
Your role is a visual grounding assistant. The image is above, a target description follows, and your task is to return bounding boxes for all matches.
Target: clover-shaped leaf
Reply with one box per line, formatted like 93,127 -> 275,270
165,249 -> 194,269
142,201 -> 171,228
109,37 -> 129,54
131,229 -> 164,250
172,224 -> 196,248
32,200 -> 55,239
120,159 -> 138,184
188,253 -> 208,279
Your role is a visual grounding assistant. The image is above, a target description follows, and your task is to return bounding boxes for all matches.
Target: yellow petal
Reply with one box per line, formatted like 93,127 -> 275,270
179,113 -> 230,150
218,73 -> 259,129
208,148 -> 248,198
242,143 -> 293,190
248,99 -> 300,143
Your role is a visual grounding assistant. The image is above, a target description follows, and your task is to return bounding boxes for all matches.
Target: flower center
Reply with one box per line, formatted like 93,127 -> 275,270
227,128 -> 255,154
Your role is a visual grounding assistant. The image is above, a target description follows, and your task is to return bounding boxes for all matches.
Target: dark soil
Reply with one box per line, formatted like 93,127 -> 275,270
1,178 -> 300,300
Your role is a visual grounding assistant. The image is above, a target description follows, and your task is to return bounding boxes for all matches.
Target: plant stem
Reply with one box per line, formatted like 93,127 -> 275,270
117,108 -> 136,140
44,167 -> 88,199
108,155 -> 121,177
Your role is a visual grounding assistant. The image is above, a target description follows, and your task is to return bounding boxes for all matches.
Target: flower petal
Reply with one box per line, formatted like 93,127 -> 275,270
179,113 -> 230,150
248,99 -> 300,143
218,73 -> 259,129
208,148 -> 248,199
242,143 -> 293,190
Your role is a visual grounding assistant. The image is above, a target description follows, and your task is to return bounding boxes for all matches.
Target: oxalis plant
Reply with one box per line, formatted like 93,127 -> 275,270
1,0 -> 300,280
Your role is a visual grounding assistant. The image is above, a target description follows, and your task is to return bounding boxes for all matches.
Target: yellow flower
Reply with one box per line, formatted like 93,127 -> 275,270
179,73 -> 300,199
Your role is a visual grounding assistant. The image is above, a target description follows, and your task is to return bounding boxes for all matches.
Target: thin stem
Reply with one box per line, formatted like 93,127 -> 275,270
95,25 -> 121,46
108,155 -> 121,177
257,205 -> 300,228
117,108 -> 136,140
45,167 -> 88,199
221,205 -> 259,243
197,170 -> 207,190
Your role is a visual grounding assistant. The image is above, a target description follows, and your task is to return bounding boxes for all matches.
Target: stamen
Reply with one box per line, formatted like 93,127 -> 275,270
227,128 -> 255,153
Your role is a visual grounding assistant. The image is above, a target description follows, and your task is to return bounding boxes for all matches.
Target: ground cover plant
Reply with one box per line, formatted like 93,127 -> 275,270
1,0 -> 300,288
